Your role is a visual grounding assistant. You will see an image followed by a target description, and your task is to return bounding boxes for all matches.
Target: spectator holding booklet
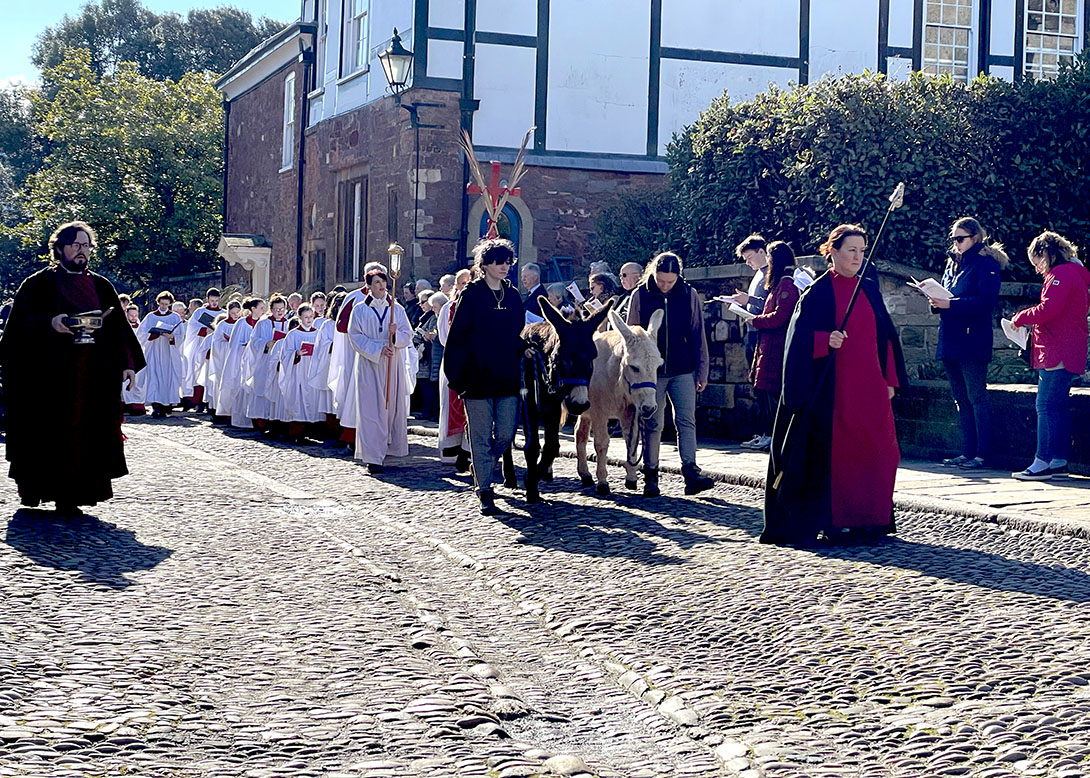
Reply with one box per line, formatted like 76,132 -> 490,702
918,217 -> 1007,471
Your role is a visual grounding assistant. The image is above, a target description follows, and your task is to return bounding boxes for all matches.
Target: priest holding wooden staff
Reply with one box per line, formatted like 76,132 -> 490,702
763,221 -> 908,545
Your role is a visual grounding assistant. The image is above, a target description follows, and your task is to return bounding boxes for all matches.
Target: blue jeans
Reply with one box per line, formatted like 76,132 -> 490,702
464,396 -> 518,491
645,373 -> 698,470
1036,369 -> 1076,462
943,359 -> 992,460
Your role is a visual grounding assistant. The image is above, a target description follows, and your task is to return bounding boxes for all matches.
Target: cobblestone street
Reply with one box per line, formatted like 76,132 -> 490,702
4,417 -> 1090,778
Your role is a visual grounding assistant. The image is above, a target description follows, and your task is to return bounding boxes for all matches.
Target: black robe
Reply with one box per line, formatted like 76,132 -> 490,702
0,266 -> 145,507
762,269 -> 908,544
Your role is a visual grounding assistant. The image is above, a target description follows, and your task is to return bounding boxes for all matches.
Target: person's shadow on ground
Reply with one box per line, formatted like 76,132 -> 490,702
5,509 -> 173,589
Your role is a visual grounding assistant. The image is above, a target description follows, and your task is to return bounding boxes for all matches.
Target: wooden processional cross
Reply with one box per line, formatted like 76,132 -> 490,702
467,161 -> 520,239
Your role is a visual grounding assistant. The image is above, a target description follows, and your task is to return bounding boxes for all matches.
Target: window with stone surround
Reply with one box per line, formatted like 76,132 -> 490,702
281,73 -> 295,170
1025,0 -> 1082,80
340,0 -> 370,78
923,0 -> 975,82
339,176 -> 367,282
314,0 -> 327,90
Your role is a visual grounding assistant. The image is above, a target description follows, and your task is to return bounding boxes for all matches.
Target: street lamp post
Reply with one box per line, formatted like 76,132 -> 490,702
378,28 -> 443,283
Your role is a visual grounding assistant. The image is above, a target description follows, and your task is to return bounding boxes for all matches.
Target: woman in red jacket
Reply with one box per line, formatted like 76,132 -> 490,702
1010,231 -> 1090,481
747,241 -> 801,451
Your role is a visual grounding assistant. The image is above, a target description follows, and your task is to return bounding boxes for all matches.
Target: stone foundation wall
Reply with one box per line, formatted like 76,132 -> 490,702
688,259 -> 1084,460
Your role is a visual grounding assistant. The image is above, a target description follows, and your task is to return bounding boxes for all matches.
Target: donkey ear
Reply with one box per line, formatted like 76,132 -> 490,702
647,308 -> 665,340
609,308 -> 634,339
584,297 -> 615,330
538,295 -> 568,329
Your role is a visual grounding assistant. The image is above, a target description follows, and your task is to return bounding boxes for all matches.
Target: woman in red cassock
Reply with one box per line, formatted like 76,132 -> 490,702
763,224 -> 908,545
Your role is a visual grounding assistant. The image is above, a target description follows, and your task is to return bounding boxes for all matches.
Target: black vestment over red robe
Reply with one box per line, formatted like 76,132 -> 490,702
762,269 -> 908,545
0,266 -> 145,508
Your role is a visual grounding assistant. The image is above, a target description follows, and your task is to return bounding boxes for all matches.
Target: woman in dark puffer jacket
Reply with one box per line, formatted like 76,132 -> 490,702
925,217 -> 1008,470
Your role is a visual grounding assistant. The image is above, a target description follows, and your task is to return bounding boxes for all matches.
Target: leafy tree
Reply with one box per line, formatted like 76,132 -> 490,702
33,0 -> 287,82
594,184 -> 675,270
10,49 -> 224,292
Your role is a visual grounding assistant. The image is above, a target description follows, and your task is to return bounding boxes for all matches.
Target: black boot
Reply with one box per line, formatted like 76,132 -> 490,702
643,468 -> 660,498
455,449 -> 471,473
477,488 -> 497,516
683,463 -> 715,496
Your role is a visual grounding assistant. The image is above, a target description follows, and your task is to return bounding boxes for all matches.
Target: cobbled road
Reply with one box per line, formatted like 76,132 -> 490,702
3,417 -> 1090,778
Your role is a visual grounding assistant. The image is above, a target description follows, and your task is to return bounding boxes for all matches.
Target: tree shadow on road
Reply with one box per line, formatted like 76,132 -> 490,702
4,510 -> 173,589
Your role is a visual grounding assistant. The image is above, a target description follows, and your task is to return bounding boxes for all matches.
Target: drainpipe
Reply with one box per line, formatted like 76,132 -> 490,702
221,98 -> 230,288
296,50 -> 313,292
457,0 -> 479,266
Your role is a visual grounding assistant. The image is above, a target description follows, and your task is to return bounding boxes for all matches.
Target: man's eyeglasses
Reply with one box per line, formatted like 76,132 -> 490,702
69,242 -> 93,251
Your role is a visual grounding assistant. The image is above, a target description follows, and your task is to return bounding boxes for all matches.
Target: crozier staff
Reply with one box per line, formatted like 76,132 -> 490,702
0,220 -> 144,514
763,223 -> 908,545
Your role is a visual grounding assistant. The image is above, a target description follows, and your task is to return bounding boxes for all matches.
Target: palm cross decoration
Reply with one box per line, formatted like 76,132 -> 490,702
460,127 -> 535,239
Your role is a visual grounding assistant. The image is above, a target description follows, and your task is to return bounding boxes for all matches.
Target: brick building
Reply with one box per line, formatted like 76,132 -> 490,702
216,0 -> 1089,294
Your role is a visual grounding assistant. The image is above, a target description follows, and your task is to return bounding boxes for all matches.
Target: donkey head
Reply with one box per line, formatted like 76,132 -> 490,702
539,296 -> 615,416
608,308 -> 664,419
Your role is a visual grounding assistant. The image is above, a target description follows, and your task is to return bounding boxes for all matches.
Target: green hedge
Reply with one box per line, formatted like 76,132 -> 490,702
601,54 -> 1090,280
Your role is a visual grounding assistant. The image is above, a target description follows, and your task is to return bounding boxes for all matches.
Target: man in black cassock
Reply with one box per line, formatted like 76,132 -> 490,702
0,221 -> 145,514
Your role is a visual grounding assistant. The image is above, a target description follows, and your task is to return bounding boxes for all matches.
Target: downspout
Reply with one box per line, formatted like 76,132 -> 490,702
295,55 -> 312,292
221,98 -> 230,288
457,0 -> 479,266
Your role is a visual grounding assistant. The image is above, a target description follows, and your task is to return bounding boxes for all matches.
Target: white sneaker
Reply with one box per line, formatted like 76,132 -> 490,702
755,435 -> 772,451
740,435 -> 763,449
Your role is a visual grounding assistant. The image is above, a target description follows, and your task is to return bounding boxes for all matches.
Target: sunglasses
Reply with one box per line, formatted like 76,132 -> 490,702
485,258 -> 513,266
952,235 -> 973,244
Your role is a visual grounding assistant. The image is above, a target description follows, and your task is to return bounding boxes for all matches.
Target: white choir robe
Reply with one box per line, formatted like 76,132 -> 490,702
192,330 -> 215,401
136,311 -> 186,406
328,288 -> 367,425
246,317 -> 289,421
183,305 -> 223,394
348,296 -> 412,465
206,320 -> 235,411
175,319 -> 195,398
218,316 -> 257,428
308,317 -> 336,416
436,298 -> 467,462
277,327 -> 323,423
122,323 -> 147,406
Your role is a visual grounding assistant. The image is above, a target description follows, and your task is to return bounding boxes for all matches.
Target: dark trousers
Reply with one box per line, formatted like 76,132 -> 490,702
755,388 -> 776,437
943,359 -> 991,461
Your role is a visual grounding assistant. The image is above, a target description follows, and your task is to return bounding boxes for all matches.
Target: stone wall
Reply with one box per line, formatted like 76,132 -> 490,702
896,381 -> 1090,474
689,258 -> 1070,450
224,59 -> 305,295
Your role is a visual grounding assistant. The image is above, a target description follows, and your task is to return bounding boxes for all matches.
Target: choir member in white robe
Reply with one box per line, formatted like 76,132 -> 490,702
182,287 -> 224,410
278,304 -> 324,440
308,295 -> 340,427
246,295 -> 290,430
348,265 -> 412,473
122,305 -> 147,415
218,298 -> 265,428
137,292 -> 186,417
328,283 -> 371,447
437,282 -> 470,467
207,302 -> 240,419
171,301 -> 194,401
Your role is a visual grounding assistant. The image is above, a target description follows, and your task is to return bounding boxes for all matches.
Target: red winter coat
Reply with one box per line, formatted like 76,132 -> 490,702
750,275 -> 800,392
1011,261 -> 1090,374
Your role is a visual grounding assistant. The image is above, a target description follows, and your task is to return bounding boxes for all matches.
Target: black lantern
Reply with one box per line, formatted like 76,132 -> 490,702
378,28 -> 413,97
